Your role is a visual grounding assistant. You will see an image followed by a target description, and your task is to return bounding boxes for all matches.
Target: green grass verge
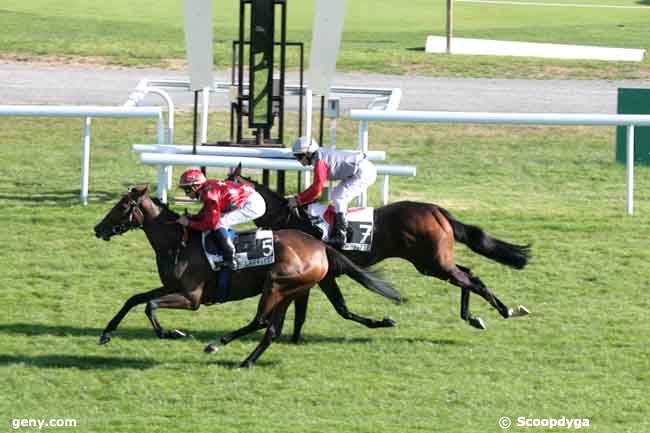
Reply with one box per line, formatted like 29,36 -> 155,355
0,114 -> 649,432
1,0 -> 649,78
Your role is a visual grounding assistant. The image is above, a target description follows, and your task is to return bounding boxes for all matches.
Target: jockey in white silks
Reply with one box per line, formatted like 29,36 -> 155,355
287,137 -> 377,247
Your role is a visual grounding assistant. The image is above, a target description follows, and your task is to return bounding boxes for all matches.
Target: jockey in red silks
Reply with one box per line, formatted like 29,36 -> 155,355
287,137 -> 377,248
176,168 -> 266,269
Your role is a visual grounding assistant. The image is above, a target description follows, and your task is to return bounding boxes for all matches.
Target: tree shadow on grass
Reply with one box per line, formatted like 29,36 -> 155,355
207,359 -> 280,369
636,0 -> 650,5
0,322 -> 378,345
396,337 -> 465,346
0,354 -> 156,370
0,189 -> 122,206
0,323 -> 464,349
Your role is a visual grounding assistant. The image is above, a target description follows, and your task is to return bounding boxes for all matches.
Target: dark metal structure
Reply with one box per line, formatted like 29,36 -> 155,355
208,0 -> 304,194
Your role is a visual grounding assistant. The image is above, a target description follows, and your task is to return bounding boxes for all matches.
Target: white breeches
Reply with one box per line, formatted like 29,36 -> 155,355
331,159 -> 377,213
216,190 -> 266,229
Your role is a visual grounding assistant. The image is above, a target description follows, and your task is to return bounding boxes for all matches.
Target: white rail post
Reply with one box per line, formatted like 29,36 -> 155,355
155,112 -> 170,203
80,116 -> 92,205
302,88 -> 313,190
358,120 -> 369,207
627,125 -> 635,215
382,175 -> 389,205
200,86 -> 210,143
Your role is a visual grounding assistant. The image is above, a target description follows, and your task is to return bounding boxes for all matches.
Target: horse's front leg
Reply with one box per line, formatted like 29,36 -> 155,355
99,287 -> 168,344
145,291 -> 202,340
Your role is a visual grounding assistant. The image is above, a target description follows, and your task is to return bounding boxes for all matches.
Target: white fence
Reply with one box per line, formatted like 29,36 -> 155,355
137,151 -> 416,205
350,109 -> 650,215
133,143 -> 392,204
0,105 -> 165,205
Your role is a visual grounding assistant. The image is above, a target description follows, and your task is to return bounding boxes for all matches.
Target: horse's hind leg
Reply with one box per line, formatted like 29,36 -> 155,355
461,271 -> 529,319
204,317 -> 267,353
319,277 -> 396,329
451,266 -> 529,327
290,293 -> 309,344
204,282 -> 281,353
240,300 -> 292,368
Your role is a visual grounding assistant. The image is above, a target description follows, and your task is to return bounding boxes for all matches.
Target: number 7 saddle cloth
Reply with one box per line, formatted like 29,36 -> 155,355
305,204 -> 375,252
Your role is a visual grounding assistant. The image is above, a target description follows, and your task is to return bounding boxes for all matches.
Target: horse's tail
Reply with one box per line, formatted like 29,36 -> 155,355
437,207 -> 531,269
325,246 -> 402,303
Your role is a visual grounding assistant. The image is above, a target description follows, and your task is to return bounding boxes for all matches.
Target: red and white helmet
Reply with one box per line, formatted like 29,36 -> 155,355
291,136 -> 319,155
178,168 -> 206,188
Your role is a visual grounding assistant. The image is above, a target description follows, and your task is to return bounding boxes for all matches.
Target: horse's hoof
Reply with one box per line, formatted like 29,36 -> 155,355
165,329 -> 188,339
508,305 -> 530,318
98,333 -> 111,345
204,344 -> 219,354
382,317 -> 396,327
468,317 -> 487,330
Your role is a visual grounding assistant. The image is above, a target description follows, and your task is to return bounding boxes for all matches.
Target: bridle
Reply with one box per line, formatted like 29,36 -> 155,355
110,196 -> 145,236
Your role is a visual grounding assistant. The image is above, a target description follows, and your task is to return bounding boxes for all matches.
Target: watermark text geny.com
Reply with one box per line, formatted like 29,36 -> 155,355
499,416 -> 590,429
12,419 -> 76,430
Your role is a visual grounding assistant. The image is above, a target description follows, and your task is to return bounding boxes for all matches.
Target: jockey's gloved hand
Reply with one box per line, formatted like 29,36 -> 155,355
286,196 -> 300,217
177,215 -> 190,227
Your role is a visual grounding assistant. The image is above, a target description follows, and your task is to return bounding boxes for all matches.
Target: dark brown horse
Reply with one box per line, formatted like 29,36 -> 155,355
93,186 -> 401,367
229,164 -> 532,332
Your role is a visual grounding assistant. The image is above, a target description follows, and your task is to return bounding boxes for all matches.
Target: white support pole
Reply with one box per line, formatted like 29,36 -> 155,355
154,111 -> 173,200
358,120 -> 369,206
328,118 -> 337,201
158,168 -> 168,204
200,86 -> 210,144
627,125 -> 635,215
80,116 -> 92,206
382,175 -> 389,205
302,88 -> 314,190
157,112 -> 165,145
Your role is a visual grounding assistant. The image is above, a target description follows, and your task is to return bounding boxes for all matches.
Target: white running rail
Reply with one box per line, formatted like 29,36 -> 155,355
0,105 -> 164,205
350,109 -> 650,215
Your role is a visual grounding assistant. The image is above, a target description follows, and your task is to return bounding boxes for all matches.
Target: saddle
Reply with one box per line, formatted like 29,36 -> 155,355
304,204 -> 374,252
202,229 -> 275,271
201,229 -> 275,304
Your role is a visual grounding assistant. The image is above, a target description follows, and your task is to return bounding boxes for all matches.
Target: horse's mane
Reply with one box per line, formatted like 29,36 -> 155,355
151,196 -> 180,219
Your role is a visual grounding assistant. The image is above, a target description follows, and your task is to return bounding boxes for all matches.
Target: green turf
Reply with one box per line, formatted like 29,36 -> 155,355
1,114 -> 649,432
0,0 -> 649,78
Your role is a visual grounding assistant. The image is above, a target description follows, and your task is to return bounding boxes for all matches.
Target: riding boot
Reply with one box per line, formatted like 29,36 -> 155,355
214,227 -> 237,270
330,212 -> 348,248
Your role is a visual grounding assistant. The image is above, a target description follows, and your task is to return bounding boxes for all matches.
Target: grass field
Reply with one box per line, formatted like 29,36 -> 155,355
1,114 -> 649,432
1,0 -> 649,78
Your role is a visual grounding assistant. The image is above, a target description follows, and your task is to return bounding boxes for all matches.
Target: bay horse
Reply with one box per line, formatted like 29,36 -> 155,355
228,164 -> 532,331
93,186 -> 401,367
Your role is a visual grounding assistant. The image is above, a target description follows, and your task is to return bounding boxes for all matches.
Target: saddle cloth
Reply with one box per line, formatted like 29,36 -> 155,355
305,204 -> 374,252
202,229 -> 275,271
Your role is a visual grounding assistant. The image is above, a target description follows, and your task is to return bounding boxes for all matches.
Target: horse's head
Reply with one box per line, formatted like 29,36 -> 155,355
94,185 -> 151,241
